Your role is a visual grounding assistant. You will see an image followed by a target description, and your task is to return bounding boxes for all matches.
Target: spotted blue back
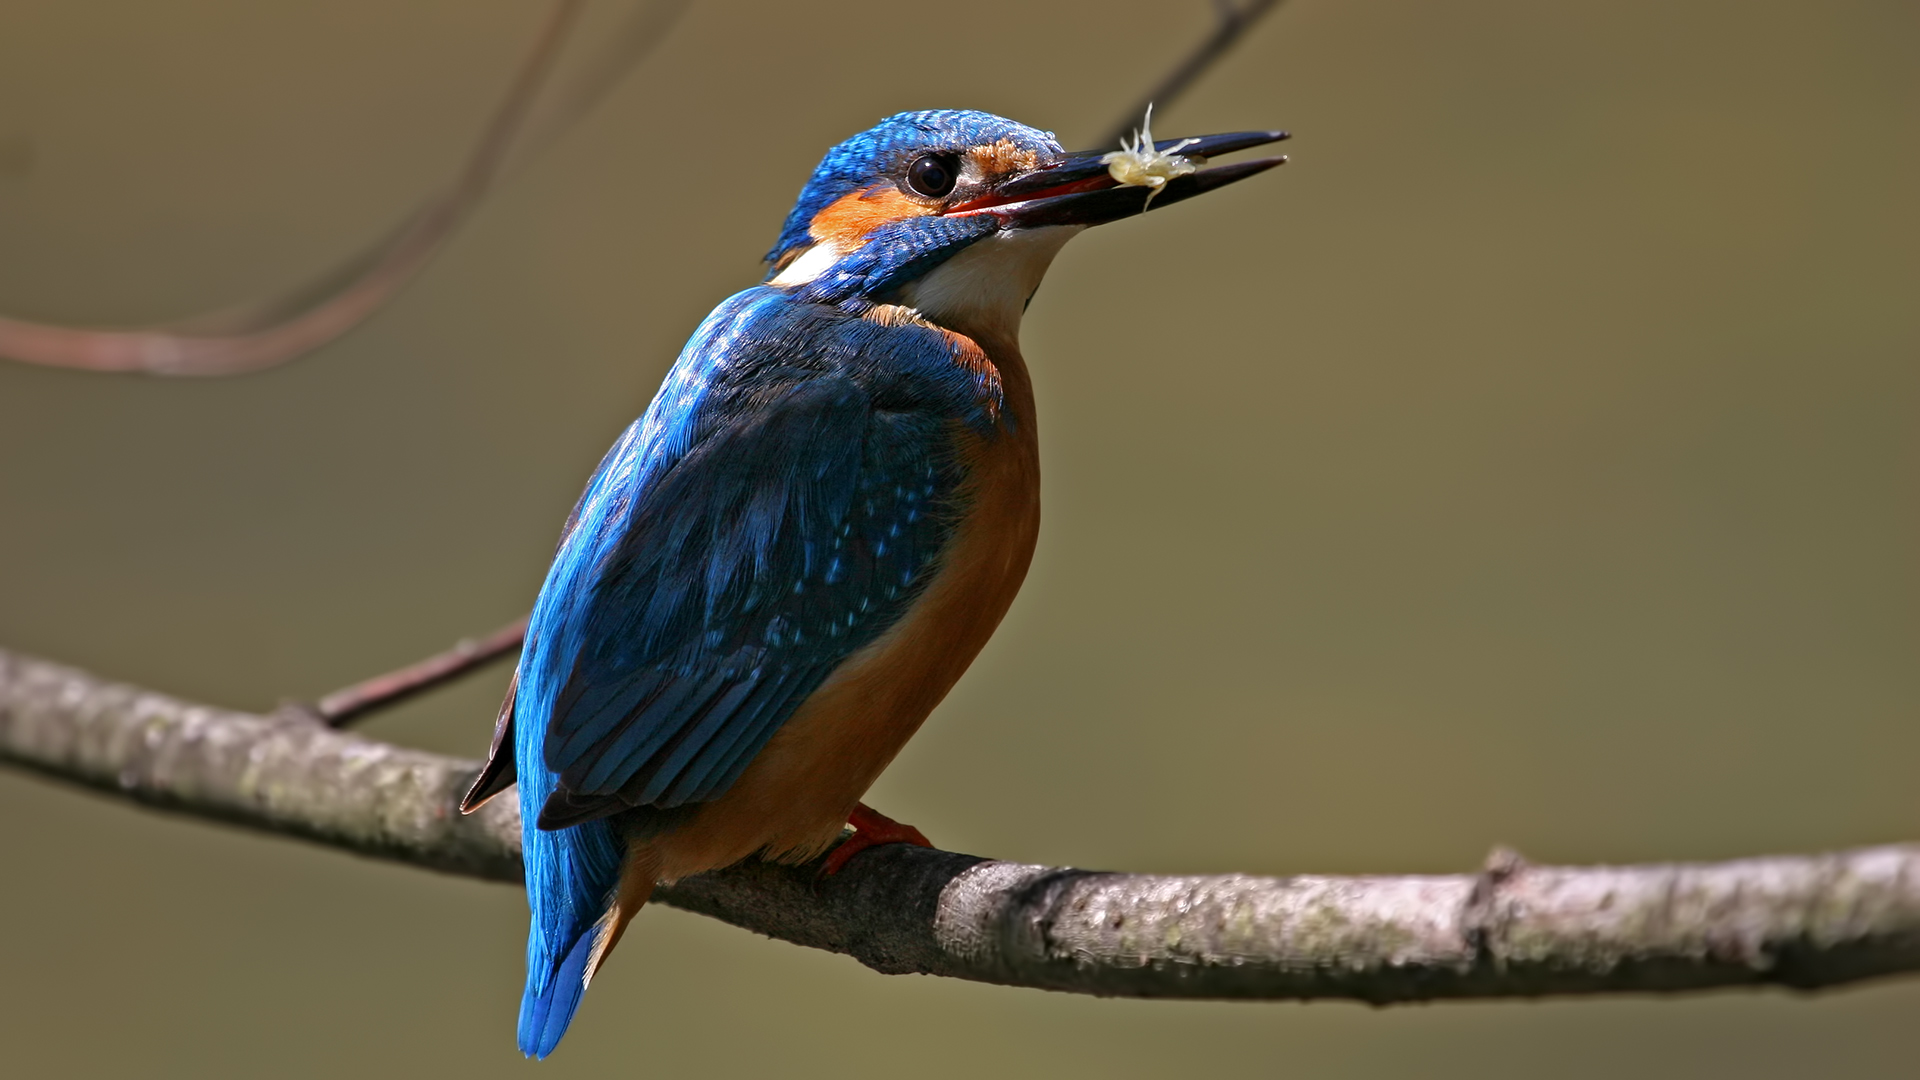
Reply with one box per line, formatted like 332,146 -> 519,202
526,288 -> 1001,829
510,286 -> 1004,1054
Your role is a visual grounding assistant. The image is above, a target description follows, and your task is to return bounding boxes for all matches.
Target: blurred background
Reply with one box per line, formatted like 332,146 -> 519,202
1,0 -> 1916,1076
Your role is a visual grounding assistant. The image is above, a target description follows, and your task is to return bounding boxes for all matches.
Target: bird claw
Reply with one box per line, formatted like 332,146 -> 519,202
820,802 -> 933,876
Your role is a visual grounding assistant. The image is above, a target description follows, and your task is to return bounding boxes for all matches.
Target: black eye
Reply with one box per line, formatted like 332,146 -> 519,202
905,154 -> 959,198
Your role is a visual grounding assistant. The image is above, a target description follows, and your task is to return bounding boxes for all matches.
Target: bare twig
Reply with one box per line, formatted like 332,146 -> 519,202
515,0 -> 696,165
0,0 -> 692,375
310,615 -> 529,728
1096,0 -> 1285,149
4,645 -> 1916,1002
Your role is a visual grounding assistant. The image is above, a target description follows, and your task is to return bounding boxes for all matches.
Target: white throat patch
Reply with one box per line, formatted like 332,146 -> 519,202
768,242 -> 845,288
768,224 -> 1083,341
897,225 -> 1083,340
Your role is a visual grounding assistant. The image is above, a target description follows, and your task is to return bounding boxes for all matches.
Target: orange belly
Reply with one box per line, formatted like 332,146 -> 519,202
648,345 -> 1040,883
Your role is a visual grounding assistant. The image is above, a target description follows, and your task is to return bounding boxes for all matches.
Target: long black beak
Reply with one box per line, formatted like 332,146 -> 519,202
946,129 -> 1289,228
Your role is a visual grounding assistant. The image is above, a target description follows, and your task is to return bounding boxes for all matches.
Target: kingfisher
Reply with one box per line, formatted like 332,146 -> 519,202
458,108 -> 1285,1057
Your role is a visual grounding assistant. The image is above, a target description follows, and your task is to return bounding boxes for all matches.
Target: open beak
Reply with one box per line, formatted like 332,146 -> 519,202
945,129 -> 1289,228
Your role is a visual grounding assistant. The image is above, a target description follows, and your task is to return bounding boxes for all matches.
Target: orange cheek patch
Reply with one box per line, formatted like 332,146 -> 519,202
968,139 -> 1040,179
809,186 -> 930,248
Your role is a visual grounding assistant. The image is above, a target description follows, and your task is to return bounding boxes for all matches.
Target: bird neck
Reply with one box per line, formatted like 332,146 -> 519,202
894,226 -> 1081,350
973,330 -> 1035,438
861,301 -> 1034,438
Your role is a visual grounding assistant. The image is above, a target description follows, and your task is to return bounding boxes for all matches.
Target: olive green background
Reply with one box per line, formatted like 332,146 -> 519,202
1,1 -> 1915,1076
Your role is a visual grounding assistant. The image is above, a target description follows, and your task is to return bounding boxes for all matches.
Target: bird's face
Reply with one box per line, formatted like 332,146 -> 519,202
767,110 -> 1285,342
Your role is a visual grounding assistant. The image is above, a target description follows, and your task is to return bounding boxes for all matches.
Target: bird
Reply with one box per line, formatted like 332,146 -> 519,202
458,108 -> 1286,1058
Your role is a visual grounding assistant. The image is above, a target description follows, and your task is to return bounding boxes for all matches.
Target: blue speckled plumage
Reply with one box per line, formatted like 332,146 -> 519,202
512,287 -> 1002,1055
534,289 -> 1000,823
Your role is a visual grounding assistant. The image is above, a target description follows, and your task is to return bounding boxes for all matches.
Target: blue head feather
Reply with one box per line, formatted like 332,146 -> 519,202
765,109 -> 1063,267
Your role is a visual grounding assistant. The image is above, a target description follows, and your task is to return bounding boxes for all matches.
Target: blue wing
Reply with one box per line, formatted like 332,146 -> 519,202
503,287 -> 1000,1058
526,288 -> 999,830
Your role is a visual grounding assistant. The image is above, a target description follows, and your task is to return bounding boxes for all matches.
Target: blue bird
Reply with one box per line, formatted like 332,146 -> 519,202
459,108 -> 1286,1057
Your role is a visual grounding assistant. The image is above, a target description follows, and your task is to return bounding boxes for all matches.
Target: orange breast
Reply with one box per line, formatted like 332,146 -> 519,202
650,334 -> 1040,881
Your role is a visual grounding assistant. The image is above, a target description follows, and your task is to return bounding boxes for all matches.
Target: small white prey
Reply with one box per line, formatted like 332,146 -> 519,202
1101,104 -> 1202,209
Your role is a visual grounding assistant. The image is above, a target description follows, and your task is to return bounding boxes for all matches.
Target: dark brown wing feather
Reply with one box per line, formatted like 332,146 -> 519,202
459,670 -> 519,813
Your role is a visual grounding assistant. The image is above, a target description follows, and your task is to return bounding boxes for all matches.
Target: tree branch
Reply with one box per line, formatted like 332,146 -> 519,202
5,645 -> 1916,1002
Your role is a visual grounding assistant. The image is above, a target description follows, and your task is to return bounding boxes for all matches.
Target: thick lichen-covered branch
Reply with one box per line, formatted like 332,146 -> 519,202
4,646 -> 1917,1001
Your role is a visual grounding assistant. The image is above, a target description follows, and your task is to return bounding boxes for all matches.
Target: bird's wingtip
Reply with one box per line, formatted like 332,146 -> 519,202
460,675 -> 520,815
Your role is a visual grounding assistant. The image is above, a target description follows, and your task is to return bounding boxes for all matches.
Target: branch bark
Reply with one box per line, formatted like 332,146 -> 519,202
4,645 -> 1916,1002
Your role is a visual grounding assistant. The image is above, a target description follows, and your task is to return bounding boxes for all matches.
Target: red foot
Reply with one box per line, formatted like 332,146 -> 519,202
820,802 -> 933,876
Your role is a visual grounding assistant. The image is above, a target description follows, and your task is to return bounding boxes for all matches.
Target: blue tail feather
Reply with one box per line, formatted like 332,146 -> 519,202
516,638 -> 626,1059
518,931 -> 598,1059
513,810 -> 621,1058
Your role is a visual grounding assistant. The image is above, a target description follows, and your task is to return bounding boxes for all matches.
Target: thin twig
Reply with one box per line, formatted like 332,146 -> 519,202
3,646 -> 1917,1002
312,615 -> 530,727
0,0 -> 692,375
516,0 -> 696,164
1096,0 -> 1286,149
